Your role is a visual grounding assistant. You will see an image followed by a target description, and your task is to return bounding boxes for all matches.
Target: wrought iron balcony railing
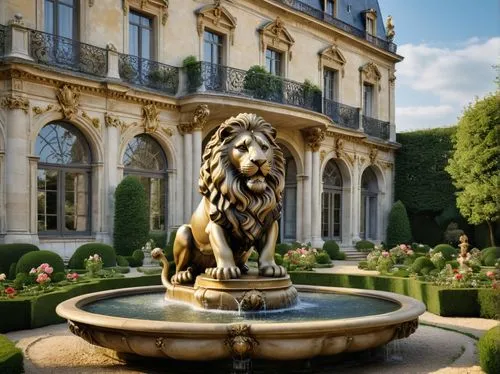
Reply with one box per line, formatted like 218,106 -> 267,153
275,0 -> 397,53
0,24 -> 6,57
323,98 -> 359,130
363,115 -> 390,140
30,30 -> 108,77
118,53 -> 179,95
188,62 -> 322,113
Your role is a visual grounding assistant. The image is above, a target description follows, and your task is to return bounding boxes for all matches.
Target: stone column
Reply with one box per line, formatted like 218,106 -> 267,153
1,94 -> 35,243
7,15 -> 33,61
295,175 -> 305,242
302,151 -> 312,244
179,124 -> 193,222
105,43 -> 121,80
351,155 -> 362,243
191,105 -> 209,210
389,72 -> 397,142
301,127 -> 325,247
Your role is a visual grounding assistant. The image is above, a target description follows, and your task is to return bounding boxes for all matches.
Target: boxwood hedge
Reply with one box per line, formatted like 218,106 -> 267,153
15,250 -> 65,275
478,325 -> 500,374
68,243 -> 117,269
0,334 -> 23,374
0,243 -> 39,275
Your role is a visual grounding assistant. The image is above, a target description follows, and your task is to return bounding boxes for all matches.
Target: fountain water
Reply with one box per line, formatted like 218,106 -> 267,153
57,113 -> 425,365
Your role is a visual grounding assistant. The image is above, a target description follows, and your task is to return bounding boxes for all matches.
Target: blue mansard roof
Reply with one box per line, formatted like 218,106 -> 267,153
298,0 -> 388,41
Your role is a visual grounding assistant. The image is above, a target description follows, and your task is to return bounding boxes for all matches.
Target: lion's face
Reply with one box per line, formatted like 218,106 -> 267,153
229,131 -> 273,194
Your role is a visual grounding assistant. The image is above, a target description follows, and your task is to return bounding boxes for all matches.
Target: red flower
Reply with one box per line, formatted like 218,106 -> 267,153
455,274 -> 463,280
453,269 -> 459,273
5,287 -> 16,298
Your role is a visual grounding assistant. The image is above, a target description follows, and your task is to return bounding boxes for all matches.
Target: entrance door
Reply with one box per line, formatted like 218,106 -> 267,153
321,160 -> 343,240
360,167 -> 378,240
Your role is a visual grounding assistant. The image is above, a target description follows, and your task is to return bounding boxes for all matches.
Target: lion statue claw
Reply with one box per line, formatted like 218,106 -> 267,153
172,113 -> 286,283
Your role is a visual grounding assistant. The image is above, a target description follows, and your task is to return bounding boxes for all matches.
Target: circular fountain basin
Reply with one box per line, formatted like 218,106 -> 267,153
56,285 -> 425,361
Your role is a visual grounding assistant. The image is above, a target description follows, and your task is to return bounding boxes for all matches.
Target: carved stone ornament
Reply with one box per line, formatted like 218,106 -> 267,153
177,122 -> 193,135
393,319 -> 418,340
360,62 -> 381,83
162,127 -> 173,137
56,85 -> 80,119
196,1 -> 237,44
260,17 -> 294,55
335,138 -> 354,164
302,127 -> 325,152
155,337 -> 165,349
385,15 -> 395,42
106,43 -> 117,52
192,104 -> 210,131
32,104 -> 55,115
389,70 -> 397,86
81,111 -> 100,129
369,148 -> 378,165
88,0 -> 94,7
319,45 -> 347,77
142,103 -> 160,133
105,113 -> 125,129
238,290 -> 265,311
1,95 -> 29,113
123,0 -> 128,14
224,324 -> 259,359
68,321 -> 95,345
320,150 -> 327,162
8,14 -> 25,26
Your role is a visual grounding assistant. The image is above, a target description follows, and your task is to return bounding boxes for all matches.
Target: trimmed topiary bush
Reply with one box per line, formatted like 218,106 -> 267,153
7,262 -> 17,280
0,243 -> 39,275
51,272 -> 66,283
355,240 -> 375,252
478,325 -> 500,374
432,244 -> 458,261
16,250 -> 64,275
275,243 -> 291,256
337,251 -> 347,260
386,200 -> 412,248
274,253 -> 283,266
478,288 -> 500,320
481,247 -> 500,266
0,334 -> 23,374
116,255 -> 129,267
133,249 -> 145,262
68,243 -> 117,269
113,176 -> 149,256
323,240 -> 340,260
409,257 -> 435,275
316,251 -> 332,265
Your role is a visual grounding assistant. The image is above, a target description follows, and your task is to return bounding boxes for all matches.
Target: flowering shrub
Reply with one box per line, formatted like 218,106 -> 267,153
424,264 -> 497,288
389,244 -> 415,265
66,272 -> 79,281
26,263 -> 55,287
84,254 -> 103,277
430,252 -> 446,270
283,246 -> 317,271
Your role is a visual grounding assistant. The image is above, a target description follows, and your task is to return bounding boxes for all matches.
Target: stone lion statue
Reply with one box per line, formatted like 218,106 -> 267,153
172,113 -> 286,283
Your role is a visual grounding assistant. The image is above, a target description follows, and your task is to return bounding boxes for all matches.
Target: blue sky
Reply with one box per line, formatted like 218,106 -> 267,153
378,0 -> 499,132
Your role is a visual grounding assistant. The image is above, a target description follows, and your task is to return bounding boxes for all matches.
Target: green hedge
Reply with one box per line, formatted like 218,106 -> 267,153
386,200 -> 412,247
481,247 -> 500,266
68,243 -> 117,269
0,275 -> 161,333
478,326 -> 500,374
289,272 -> 498,317
355,240 -> 375,252
323,240 -> 340,260
478,288 -> 500,320
432,244 -> 458,261
0,243 -> 39,275
16,250 -> 65,275
0,334 -> 23,374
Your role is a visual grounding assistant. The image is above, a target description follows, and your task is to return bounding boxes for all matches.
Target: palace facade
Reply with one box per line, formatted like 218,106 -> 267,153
0,0 -> 402,260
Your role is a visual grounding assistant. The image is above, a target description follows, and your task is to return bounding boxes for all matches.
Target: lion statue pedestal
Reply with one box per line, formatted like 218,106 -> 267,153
152,113 -> 299,311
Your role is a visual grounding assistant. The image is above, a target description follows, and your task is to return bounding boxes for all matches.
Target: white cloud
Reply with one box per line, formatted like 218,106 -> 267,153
396,105 -> 456,132
395,37 -> 499,131
397,37 -> 498,105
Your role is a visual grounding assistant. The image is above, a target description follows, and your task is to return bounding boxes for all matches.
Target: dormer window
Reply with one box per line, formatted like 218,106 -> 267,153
364,9 -> 377,35
325,0 -> 336,17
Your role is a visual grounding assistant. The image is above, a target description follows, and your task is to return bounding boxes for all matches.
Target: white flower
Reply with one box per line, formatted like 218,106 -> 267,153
0,273 -> 6,281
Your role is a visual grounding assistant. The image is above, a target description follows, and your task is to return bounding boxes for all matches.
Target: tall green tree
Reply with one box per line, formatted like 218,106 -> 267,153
113,176 -> 149,256
446,94 -> 499,246
386,200 -> 412,247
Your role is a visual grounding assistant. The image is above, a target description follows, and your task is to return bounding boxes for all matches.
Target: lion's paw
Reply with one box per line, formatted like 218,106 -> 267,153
171,268 -> 193,285
205,266 -> 241,280
259,264 -> 287,278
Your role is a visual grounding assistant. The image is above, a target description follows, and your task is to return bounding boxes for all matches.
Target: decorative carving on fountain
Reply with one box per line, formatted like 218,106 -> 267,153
225,324 -> 259,359
238,290 -> 265,311
68,321 -> 95,345
393,319 -> 418,339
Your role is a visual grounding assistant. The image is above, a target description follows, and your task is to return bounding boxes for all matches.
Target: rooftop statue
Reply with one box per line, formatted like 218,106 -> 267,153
386,15 -> 395,42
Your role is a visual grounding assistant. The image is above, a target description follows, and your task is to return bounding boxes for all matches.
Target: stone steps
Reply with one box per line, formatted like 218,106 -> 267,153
341,248 -> 368,261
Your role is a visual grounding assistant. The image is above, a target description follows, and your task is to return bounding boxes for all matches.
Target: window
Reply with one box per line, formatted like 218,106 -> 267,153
36,122 -> 91,235
280,147 -> 297,241
325,0 -> 335,16
265,48 -> 282,76
203,30 -> 223,65
364,83 -> 374,117
123,135 -> 167,231
366,17 -> 375,35
129,10 -> 153,59
45,0 -> 78,39
322,160 -> 342,240
323,69 -> 337,101
360,167 -> 378,240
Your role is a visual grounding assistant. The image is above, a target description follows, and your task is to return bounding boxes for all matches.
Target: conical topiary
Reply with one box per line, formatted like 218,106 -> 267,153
386,200 -> 412,248
113,176 -> 149,256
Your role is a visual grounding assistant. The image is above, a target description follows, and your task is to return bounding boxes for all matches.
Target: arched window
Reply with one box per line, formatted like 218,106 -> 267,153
36,122 -> 91,234
280,146 -> 297,242
322,159 -> 343,240
123,135 -> 168,231
361,167 -> 379,240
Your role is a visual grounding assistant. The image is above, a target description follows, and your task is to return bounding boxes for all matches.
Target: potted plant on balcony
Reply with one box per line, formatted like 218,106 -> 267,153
147,68 -> 178,93
119,60 -> 137,81
243,65 -> 283,101
303,79 -> 322,111
183,55 -> 202,92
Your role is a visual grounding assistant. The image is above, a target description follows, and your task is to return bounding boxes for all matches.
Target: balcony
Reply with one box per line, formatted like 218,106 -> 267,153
323,98 -> 359,130
363,115 -> 390,140
30,30 -> 108,78
0,24 -> 393,141
118,53 -> 179,96
274,0 -> 397,54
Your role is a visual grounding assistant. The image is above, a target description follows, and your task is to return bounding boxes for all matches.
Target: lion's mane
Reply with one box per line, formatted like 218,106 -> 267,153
199,113 -> 285,246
